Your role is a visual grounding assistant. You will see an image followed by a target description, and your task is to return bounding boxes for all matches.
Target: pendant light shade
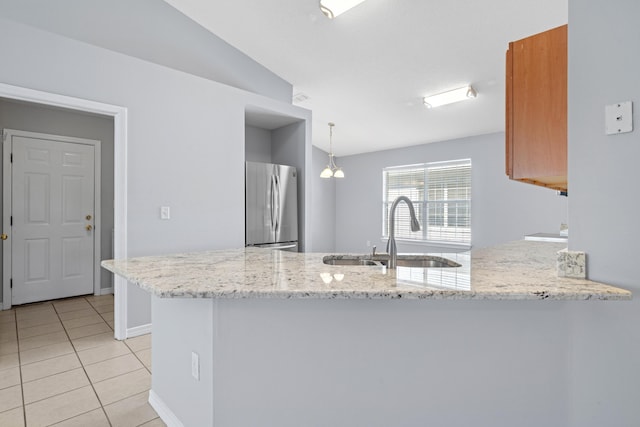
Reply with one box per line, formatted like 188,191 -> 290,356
320,122 -> 344,179
320,0 -> 368,19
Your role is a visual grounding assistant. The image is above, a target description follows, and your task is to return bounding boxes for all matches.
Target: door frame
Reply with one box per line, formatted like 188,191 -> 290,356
3,129 -> 102,304
0,83 -> 129,340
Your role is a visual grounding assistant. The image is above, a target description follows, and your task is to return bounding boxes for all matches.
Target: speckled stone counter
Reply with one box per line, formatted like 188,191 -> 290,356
101,240 -> 631,301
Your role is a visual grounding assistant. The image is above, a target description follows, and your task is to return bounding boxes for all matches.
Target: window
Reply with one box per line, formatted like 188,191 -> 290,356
382,159 -> 471,245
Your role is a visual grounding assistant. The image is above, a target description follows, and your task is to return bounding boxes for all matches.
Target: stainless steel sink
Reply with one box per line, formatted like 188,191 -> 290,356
322,254 -> 460,268
322,256 -> 380,266
384,256 -> 461,268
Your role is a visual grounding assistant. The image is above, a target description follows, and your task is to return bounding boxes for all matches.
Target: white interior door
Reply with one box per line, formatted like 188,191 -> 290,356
8,131 -> 96,305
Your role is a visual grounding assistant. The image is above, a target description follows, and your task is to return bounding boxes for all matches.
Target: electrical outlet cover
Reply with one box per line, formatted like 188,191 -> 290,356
605,101 -> 633,135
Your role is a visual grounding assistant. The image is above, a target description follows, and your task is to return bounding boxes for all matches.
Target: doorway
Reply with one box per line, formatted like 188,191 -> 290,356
3,129 -> 101,305
0,83 -> 128,340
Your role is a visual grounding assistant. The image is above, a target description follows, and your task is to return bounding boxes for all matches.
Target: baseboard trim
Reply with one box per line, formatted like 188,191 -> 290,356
126,323 -> 152,338
98,287 -> 114,296
149,389 -> 184,427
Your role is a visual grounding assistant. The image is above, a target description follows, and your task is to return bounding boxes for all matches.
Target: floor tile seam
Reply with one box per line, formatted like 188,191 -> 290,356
52,305 -> 110,427
23,380 -> 91,406
131,350 -> 152,375
19,347 -> 76,367
79,349 -> 136,368
0,349 -> 19,358
15,314 -> 57,322
99,385 -> 153,411
91,366 -> 149,388
14,304 -> 54,313
52,300 -> 96,315
124,341 -> 152,353
44,406 -> 113,427
69,331 -> 114,341
0,394 -> 23,413
60,315 -> 106,327
18,334 -> 71,352
65,324 -> 114,339
137,417 -> 162,427
72,337 -> 122,353
97,310 -> 115,316
64,323 -> 111,336
0,405 -> 22,416
0,371 -> 21,391
21,361 -> 82,385
24,388 -> 104,427
15,314 -> 55,323
58,310 -> 103,322
63,314 -> 106,327
102,392 -> 160,426
91,306 -> 115,313
13,314 -> 28,427
16,327 -> 65,341
16,321 -> 63,331
87,301 -> 115,308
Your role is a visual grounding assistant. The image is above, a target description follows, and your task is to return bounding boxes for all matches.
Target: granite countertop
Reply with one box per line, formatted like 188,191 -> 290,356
101,240 -> 631,301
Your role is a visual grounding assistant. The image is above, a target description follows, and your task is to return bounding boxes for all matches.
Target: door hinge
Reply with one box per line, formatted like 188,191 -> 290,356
10,279 -> 12,289
10,153 -> 13,163
10,216 -> 13,226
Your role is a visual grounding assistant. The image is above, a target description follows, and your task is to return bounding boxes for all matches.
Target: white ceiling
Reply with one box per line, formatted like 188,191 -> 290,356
164,0 -> 567,156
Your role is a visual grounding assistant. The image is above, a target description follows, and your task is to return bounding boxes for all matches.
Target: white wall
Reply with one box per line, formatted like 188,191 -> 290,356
0,0 -> 292,103
245,125 -> 272,163
335,132 -> 568,253
311,146 -> 337,252
152,296 -> 574,427
0,99 -> 115,302
567,1 -> 640,424
0,18 -> 310,329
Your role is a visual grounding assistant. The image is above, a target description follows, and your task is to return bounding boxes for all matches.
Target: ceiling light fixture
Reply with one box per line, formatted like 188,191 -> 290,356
319,0 -> 367,19
320,122 -> 344,179
423,85 -> 478,108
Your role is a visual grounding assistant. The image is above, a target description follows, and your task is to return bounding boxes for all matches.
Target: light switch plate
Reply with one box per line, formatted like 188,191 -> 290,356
605,101 -> 633,135
160,206 -> 170,220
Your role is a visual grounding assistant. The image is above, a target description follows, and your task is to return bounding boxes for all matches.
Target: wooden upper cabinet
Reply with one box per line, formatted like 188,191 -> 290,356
506,24 -> 567,192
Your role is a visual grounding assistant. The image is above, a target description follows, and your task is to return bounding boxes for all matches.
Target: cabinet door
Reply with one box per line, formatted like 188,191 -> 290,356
507,25 -> 567,190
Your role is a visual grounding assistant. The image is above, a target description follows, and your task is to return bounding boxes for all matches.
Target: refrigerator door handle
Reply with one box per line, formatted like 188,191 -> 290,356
270,175 -> 276,234
274,174 -> 280,233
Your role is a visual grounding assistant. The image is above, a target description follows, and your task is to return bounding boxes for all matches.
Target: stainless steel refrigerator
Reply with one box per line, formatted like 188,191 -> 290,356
245,161 -> 298,251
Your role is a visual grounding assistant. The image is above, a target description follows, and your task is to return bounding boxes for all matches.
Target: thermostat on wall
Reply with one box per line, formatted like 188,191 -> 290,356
605,101 -> 633,135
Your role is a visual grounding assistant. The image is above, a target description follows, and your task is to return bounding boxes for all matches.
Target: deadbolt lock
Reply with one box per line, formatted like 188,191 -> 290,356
86,225 -> 93,231
86,214 -> 92,220
0,233 -> 7,241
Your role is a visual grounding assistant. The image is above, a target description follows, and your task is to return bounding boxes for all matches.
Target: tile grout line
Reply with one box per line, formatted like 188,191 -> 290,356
12,309 -> 28,427
52,296 -> 114,427
127,345 -> 152,376
9,295 -> 158,426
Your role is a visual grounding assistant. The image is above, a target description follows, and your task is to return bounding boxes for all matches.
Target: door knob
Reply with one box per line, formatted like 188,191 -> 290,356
86,225 -> 93,231
0,233 -> 7,240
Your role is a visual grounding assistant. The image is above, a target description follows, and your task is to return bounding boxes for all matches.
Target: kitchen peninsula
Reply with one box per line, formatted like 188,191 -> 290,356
102,241 -> 630,427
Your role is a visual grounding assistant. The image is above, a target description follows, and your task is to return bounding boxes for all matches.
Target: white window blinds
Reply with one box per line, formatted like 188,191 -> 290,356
382,159 -> 471,245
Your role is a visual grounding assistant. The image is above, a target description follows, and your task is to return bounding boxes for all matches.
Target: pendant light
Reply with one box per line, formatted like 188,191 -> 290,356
320,0 -> 368,19
320,122 -> 344,179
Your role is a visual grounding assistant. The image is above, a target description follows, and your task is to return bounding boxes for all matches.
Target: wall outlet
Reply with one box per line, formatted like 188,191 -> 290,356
191,351 -> 199,380
160,206 -> 170,220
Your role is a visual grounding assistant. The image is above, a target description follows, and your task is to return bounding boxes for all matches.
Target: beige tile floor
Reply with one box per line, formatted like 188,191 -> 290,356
0,295 -> 165,427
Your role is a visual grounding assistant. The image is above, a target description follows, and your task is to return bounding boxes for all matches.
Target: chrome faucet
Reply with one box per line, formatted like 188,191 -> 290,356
386,196 -> 421,269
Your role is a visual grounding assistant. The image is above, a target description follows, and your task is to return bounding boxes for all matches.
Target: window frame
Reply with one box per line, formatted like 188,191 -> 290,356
382,159 -> 472,247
